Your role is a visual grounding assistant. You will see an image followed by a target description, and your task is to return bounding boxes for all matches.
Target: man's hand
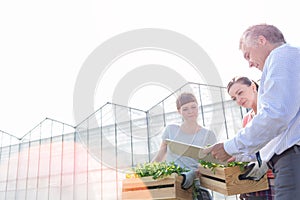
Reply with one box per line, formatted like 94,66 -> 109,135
203,143 -> 233,162
238,161 -> 268,181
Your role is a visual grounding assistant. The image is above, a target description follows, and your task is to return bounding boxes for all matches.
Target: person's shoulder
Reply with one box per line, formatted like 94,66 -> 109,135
197,126 -> 217,144
199,126 -> 215,135
162,124 -> 180,139
165,124 -> 180,130
242,109 -> 254,127
243,113 -> 251,123
243,110 -> 253,118
281,43 -> 300,51
272,43 -> 300,57
199,126 -> 211,132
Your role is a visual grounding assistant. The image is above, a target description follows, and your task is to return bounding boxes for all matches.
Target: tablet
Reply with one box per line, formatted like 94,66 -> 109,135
165,139 -> 227,165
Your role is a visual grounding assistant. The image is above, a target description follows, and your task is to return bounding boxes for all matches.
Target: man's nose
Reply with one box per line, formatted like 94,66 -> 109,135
249,61 -> 255,68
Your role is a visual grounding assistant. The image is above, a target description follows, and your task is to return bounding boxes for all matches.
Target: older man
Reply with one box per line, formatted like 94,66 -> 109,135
204,24 -> 300,200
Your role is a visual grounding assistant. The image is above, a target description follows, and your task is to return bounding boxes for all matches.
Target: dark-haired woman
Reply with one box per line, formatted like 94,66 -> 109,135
227,76 -> 274,200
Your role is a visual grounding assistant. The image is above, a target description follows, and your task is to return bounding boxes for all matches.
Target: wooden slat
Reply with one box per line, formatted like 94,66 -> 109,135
224,174 -> 269,196
175,176 -> 193,200
122,174 -> 176,191
199,165 -> 269,196
122,187 -> 175,199
200,176 -> 227,195
198,165 -> 226,179
122,173 -> 193,200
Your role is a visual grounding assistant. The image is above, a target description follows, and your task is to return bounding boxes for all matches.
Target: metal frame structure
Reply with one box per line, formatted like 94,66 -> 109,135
0,82 -> 246,200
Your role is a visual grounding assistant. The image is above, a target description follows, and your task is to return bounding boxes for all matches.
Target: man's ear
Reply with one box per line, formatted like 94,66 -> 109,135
258,35 -> 267,45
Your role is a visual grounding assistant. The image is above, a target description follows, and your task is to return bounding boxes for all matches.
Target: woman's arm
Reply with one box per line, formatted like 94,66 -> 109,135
151,141 -> 167,162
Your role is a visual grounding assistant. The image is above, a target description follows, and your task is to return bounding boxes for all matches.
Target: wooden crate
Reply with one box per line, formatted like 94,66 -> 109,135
198,165 -> 269,196
122,173 -> 193,200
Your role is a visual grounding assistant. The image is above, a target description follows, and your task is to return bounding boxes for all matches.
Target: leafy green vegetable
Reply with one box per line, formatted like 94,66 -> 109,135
199,160 -> 248,173
133,161 -> 189,179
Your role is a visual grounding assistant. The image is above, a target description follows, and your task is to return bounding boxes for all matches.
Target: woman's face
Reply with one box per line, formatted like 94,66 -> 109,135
178,101 -> 198,122
228,82 -> 257,109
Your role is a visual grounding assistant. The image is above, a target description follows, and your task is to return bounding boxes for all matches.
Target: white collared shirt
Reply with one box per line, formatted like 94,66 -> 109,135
225,44 -> 300,162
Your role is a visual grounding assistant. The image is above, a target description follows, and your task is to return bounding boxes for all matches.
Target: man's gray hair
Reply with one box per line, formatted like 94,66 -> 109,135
239,24 -> 286,49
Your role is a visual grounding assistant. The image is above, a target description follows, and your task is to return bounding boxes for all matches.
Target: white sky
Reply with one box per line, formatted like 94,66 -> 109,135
1,0 -> 300,138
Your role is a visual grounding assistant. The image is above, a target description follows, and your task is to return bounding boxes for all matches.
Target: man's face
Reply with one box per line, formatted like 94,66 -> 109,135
241,36 -> 269,71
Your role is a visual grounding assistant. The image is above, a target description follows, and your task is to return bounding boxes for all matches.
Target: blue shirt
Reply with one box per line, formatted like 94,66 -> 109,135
225,44 -> 300,162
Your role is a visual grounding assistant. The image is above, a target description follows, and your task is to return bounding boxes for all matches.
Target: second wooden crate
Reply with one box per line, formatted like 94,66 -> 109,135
198,165 -> 269,196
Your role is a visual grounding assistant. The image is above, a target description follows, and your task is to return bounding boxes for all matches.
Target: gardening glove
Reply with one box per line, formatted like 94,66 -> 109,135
238,161 -> 268,181
181,170 -> 196,190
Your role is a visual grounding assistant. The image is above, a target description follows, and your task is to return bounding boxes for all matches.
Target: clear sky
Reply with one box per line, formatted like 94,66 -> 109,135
1,0 -> 300,138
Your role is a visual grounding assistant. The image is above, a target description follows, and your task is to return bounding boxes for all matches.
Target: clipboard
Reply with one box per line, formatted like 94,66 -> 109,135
165,139 -> 227,165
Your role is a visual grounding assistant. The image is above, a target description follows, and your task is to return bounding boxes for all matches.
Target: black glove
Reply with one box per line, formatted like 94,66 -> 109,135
238,161 -> 268,181
181,170 -> 196,190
